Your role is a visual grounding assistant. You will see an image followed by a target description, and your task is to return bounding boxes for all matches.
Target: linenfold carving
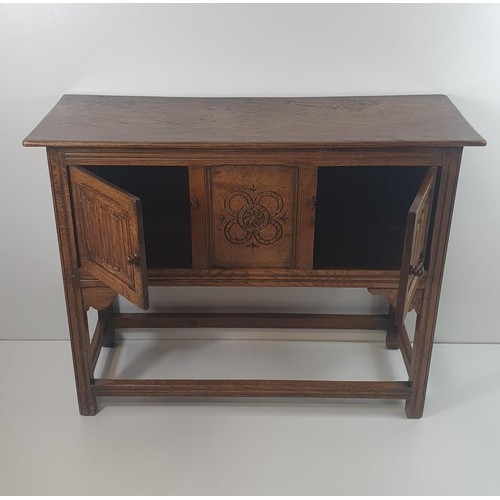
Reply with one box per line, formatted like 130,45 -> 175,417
76,184 -> 134,283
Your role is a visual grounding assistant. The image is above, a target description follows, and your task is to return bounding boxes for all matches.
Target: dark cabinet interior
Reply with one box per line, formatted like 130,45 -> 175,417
78,164 -> 436,272
313,166 -> 432,270
85,166 -> 192,269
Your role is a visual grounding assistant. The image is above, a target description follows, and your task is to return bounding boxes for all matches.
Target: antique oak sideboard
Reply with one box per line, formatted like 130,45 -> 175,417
23,95 -> 485,417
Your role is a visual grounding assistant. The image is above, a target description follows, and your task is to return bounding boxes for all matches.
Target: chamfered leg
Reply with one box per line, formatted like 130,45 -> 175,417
67,286 -> 98,416
405,303 -> 427,418
100,301 -> 116,348
47,148 -> 97,416
405,149 -> 463,418
386,304 -> 399,350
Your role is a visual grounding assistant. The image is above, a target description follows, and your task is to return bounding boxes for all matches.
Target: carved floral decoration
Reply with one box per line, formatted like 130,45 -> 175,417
220,187 -> 287,248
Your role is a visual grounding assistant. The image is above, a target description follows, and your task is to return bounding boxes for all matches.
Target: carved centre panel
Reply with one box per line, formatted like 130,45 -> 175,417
210,165 -> 297,268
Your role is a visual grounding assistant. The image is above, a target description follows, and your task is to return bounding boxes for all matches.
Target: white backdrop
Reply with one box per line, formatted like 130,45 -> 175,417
0,4 -> 497,342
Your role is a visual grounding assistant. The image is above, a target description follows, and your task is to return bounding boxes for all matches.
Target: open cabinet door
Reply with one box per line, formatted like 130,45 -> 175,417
70,166 -> 149,310
395,167 -> 437,326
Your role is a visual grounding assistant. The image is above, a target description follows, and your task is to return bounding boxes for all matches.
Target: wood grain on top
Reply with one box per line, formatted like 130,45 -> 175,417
23,94 -> 486,148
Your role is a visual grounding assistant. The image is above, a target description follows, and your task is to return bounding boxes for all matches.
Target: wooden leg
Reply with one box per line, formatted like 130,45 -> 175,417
47,149 -> 97,416
405,285 -> 444,418
405,149 -> 463,418
66,284 -> 98,416
100,302 -> 116,348
386,305 -> 399,350
405,302 -> 429,418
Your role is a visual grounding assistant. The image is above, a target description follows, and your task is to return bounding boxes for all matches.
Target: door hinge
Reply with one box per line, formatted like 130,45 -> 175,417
409,263 -> 424,278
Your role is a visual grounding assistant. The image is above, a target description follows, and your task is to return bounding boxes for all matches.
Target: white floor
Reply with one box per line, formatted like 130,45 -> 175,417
1,338 -> 500,495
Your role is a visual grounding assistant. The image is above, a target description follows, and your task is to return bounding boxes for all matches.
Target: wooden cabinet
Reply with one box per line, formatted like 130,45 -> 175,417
23,94 -> 485,417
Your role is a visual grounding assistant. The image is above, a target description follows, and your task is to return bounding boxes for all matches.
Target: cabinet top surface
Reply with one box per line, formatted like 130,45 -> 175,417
23,94 -> 486,149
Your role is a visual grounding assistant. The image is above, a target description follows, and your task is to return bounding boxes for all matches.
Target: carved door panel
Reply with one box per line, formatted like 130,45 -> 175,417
69,166 -> 149,310
209,165 -> 298,268
395,167 -> 437,325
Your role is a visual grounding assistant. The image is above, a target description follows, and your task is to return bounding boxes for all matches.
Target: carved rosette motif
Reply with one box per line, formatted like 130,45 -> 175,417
220,188 -> 287,248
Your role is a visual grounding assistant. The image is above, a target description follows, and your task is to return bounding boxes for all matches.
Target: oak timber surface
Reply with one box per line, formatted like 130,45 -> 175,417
23,94 -> 486,149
